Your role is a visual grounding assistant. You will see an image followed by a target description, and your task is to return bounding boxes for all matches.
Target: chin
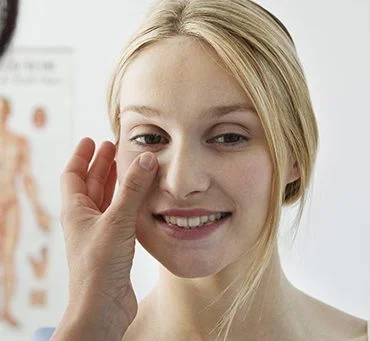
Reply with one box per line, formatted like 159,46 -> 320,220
160,260 -> 222,279
137,236 -> 226,279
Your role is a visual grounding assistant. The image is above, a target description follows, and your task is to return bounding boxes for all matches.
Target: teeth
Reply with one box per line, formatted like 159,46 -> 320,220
200,215 -> 208,224
188,217 -> 201,227
162,212 -> 227,229
177,217 -> 188,228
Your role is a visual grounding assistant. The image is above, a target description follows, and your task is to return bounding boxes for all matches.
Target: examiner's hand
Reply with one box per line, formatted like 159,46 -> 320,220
59,137 -> 157,335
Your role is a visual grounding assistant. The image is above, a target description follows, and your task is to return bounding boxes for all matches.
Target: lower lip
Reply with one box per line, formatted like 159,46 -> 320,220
154,214 -> 231,240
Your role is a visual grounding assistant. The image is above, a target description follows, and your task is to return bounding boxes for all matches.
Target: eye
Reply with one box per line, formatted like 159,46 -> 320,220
129,132 -> 249,148
209,133 -> 249,146
129,133 -> 168,147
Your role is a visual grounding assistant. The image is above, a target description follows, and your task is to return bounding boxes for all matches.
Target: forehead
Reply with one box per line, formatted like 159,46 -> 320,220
119,36 -> 253,114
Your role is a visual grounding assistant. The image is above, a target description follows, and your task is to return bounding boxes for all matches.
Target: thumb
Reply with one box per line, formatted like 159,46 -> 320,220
104,152 -> 158,222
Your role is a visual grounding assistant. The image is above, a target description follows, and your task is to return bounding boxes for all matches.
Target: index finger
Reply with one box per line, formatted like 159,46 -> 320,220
60,137 -> 95,204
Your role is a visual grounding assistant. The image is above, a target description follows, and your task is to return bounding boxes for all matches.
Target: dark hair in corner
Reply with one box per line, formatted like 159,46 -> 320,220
0,0 -> 19,58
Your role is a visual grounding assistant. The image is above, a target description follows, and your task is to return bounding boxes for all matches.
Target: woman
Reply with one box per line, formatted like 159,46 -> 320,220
32,0 -> 369,340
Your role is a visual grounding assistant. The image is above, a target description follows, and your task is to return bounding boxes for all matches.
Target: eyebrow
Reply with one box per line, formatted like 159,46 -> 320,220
120,103 -> 257,119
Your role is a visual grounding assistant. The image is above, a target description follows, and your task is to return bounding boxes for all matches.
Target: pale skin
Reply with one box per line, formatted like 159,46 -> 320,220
54,37 -> 367,341
117,36 -> 367,341
0,98 -> 51,327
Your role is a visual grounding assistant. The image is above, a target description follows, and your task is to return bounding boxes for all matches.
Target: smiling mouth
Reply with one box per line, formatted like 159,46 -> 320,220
152,212 -> 232,229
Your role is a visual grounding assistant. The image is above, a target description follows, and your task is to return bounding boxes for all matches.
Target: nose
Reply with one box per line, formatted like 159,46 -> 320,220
157,141 -> 211,200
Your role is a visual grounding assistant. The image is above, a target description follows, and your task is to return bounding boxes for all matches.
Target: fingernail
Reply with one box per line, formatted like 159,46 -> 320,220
139,153 -> 156,170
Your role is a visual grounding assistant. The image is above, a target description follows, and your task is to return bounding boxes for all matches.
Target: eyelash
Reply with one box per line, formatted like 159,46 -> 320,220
129,133 -> 249,148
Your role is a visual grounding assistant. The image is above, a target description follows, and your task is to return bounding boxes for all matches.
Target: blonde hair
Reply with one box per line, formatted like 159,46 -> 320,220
107,0 -> 319,340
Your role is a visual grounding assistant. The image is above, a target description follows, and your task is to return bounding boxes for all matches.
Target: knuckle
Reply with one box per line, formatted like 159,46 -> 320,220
62,168 -> 85,181
87,172 -> 106,185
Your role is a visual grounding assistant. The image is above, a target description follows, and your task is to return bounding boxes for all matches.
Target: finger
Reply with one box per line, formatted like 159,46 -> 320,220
100,160 -> 117,213
104,152 -> 158,227
61,137 -> 95,206
86,141 -> 116,208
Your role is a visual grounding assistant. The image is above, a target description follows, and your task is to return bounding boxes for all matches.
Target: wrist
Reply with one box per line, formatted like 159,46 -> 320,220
52,297 -> 130,341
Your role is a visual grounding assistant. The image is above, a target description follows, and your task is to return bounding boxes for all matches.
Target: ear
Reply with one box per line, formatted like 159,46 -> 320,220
285,161 -> 300,185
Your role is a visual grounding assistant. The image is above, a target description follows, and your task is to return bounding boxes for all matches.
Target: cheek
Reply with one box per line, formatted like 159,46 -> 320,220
225,154 -> 273,204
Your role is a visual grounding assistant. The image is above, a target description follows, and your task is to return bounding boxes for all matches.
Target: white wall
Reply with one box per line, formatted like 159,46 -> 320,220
10,0 -> 370,325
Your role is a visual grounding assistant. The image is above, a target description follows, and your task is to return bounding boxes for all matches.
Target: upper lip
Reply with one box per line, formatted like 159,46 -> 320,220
155,209 -> 230,217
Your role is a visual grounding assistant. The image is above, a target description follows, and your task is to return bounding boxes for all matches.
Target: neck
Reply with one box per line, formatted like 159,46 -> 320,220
151,243 -> 303,340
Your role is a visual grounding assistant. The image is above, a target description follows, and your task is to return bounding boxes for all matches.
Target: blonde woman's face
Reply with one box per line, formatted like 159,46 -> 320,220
116,36 -> 275,278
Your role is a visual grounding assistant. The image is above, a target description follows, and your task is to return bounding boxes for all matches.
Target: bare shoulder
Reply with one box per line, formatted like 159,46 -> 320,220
296,288 -> 368,341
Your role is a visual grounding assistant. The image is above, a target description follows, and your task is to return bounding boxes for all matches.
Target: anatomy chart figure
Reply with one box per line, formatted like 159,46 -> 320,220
0,96 -> 51,328
28,245 -> 49,306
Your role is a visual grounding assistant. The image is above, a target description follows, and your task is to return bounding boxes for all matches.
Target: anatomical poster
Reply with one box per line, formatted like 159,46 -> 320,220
0,48 -> 73,340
